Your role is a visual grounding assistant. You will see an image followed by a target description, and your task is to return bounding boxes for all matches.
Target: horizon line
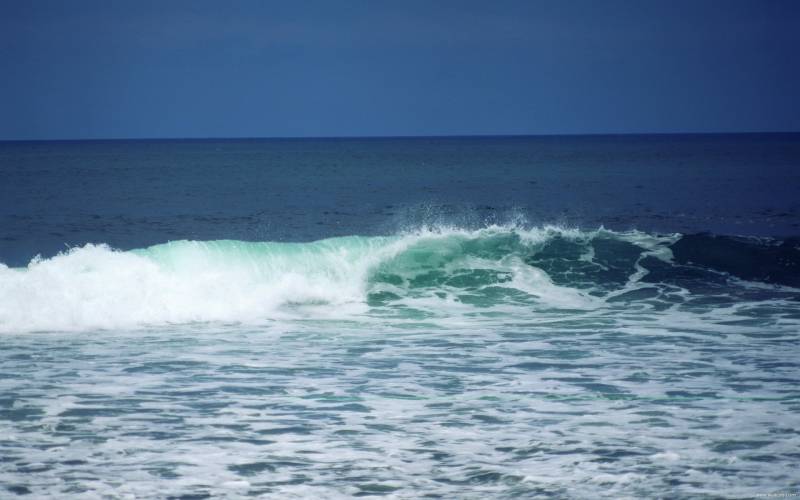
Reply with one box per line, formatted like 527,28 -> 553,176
2,130 -> 799,143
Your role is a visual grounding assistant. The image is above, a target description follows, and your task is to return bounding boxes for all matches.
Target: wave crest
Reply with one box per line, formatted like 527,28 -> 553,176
0,225 -> 796,332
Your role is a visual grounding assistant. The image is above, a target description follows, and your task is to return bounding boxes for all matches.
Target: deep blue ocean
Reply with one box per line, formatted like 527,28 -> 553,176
1,134 -> 799,498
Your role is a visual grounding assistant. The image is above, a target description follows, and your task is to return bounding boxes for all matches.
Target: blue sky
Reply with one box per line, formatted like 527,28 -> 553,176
1,0 -> 799,139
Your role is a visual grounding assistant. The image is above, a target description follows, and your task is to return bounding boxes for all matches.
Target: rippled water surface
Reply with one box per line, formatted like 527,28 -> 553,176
1,136 -> 799,498
2,229 -> 800,498
3,312 -> 800,498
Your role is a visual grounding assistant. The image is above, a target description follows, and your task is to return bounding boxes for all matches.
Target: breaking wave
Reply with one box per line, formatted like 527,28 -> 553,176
1,225 -> 798,332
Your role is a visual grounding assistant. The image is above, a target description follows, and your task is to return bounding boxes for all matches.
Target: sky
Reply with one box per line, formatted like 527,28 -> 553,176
1,0 -> 799,140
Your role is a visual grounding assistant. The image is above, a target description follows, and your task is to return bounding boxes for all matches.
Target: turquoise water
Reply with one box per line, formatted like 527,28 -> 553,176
1,136 -> 799,498
2,226 -> 799,498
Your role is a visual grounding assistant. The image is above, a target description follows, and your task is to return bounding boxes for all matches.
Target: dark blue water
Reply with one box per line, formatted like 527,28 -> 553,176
2,134 -> 799,266
1,134 -> 799,498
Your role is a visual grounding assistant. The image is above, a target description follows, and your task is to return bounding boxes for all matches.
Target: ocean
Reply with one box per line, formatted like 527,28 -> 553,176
1,134 -> 799,498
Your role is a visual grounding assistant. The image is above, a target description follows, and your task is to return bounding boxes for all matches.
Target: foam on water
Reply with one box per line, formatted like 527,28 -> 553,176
2,314 -> 799,498
0,225 -> 691,332
1,224 -> 799,498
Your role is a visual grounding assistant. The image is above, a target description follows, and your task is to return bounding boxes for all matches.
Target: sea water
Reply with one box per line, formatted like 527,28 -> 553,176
1,135 -> 799,498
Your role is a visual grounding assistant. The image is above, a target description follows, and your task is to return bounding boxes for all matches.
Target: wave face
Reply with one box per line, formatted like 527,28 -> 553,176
0,225 -> 798,332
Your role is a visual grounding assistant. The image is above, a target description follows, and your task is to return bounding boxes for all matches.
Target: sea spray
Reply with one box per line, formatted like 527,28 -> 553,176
2,224 -> 796,332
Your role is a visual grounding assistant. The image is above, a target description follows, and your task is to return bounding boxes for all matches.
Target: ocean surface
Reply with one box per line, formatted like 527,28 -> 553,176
1,134 -> 799,498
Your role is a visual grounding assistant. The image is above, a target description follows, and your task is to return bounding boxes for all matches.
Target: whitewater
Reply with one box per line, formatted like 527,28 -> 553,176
2,135 -> 799,498
2,224 -> 799,497
0,224 -> 759,332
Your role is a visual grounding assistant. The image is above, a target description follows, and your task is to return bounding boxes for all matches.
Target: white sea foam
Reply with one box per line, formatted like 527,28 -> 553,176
0,225 -> 740,333
0,239 -> 389,332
